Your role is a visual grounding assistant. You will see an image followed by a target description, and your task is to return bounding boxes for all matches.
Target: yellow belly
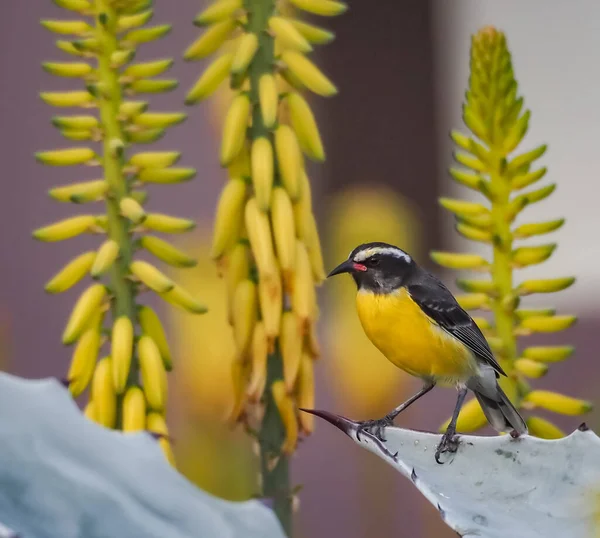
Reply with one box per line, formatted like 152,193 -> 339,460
356,288 -> 477,383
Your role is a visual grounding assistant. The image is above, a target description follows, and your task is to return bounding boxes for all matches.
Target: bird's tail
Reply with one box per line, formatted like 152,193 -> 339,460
475,386 -> 528,435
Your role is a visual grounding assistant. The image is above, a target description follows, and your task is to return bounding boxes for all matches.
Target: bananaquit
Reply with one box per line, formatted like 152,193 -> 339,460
328,242 -> 527,463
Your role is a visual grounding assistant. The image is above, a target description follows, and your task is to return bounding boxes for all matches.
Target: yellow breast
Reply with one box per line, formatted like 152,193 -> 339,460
356,288 -> 477,384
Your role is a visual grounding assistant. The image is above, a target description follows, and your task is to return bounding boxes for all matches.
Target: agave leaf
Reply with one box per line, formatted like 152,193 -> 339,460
308,408 -> 600,538
0,373 -> 284,538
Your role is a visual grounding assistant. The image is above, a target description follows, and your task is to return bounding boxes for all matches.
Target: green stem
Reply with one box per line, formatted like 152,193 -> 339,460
244,0 -> 292,534
489,153 -> 518,403
95,1 -> 136,323
94,2 -> 138,424
260,350 -> 292,536
246,0 -> 275,140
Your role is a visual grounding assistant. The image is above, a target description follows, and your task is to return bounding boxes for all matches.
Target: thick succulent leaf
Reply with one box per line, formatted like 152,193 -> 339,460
0,373 -> 284,538
307,409 -> 600,538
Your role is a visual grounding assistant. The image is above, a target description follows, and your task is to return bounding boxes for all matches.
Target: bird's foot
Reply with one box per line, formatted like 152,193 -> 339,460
356,416 -> 393,443
435,430 -> 460,464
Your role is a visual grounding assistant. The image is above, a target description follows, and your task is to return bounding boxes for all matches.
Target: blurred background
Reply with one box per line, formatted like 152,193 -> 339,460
1,1 -> 598,536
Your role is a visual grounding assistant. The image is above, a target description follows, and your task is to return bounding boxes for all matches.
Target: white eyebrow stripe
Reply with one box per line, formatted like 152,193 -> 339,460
353,247 -> 411,263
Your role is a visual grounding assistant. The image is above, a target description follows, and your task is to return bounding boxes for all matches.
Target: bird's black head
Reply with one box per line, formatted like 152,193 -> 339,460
327,242 -> 416,293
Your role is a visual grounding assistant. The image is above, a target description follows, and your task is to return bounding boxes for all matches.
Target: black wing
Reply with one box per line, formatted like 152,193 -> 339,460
407,281 -> 506,377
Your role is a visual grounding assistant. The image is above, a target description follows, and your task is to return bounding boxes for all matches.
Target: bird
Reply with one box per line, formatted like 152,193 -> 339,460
327,241 -> 527,463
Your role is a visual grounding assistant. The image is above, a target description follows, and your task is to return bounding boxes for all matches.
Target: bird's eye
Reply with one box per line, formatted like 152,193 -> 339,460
369,256 -> 380,266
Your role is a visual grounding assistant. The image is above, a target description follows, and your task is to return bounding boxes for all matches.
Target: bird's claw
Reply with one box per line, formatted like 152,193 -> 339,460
435,431 -> 460,464
356,416 -> 393,443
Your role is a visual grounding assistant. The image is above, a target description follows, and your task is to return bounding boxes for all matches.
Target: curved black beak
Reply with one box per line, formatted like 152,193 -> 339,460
327,259 -> 354,278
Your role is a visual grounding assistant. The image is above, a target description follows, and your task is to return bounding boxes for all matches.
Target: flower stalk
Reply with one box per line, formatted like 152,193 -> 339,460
184,0 -> 344,532
36,0 -> 206,464
96,0 -> 136,323
433,26 -> 590,437
246,0 -> 291,532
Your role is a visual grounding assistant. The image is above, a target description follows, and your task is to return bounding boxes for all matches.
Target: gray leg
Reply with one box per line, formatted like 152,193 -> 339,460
435,387 -> 468,464
386,381 -> 436,421
357,381 -> 436,442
